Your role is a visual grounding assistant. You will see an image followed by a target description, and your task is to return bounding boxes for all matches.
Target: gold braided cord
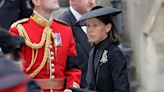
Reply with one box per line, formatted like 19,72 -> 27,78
17,24 -> 47,49
17,24 -> 46,73
17,25 -> 25,37
33,50 -> 38,66
16,24 -> 54,77
26,49 -> 35,72
51,32 -> 55,39
26,49 -> 38,72
30,27 -> 52,77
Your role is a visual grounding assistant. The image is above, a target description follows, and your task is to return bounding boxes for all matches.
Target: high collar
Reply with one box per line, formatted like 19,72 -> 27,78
94,38 -> 110,50
31,10 -> 49,27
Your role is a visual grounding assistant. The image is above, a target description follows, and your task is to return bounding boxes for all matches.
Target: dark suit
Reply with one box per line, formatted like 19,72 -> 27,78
0,0 -> 32,30
58,9 -> 92,88
86,38 -> 129,92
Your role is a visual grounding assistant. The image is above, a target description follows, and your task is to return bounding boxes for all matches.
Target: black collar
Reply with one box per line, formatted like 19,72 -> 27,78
94,38 -> 110,50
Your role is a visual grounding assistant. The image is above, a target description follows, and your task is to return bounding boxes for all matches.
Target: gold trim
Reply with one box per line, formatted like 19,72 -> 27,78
16,24 -> 56,77
31,10 -> 48,27
26,49 -> 38,72
30,28 -> 51,77
17,24 -> 47,49
10,18 -> 29,28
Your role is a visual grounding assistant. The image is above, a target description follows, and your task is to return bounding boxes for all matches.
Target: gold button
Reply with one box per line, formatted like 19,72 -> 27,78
52,68 -> 55,73
51,75 -> 55,78
50,45 -> 53,48
51,64 -> 55,67
51,52 -> 54,55
51,57 -> 54,60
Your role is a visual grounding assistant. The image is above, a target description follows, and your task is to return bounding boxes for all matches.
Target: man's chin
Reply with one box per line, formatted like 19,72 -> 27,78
54,5 -> 60,10
51,6 -> 60,12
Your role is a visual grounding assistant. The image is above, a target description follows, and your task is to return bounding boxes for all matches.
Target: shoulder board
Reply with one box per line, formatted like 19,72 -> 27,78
11,18 -> 29,28
53,19 -> 68,26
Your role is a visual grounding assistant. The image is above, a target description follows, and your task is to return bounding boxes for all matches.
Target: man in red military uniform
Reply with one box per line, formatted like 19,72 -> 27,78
10,0 -> 81,92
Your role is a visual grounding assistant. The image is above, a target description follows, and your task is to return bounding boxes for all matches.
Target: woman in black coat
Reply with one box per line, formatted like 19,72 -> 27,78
75,6 -> 129,92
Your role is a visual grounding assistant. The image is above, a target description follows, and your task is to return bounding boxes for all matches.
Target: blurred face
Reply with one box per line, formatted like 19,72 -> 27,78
71,0 -> 96,14
86,18 -> 112,44
33,0 -> 60,12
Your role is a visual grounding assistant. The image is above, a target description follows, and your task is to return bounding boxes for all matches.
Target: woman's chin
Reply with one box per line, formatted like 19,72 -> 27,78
88,40 -> 93,43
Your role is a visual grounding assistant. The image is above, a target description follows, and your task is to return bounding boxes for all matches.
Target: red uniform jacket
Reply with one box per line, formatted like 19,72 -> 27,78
10,11 -> 81,92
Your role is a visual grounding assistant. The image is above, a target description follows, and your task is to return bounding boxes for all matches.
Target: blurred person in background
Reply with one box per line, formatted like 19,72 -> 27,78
0,28 -> 25,69
0,57 -> 30,92
0,28 -> 41,92
58,0 -> 96,88
0,0 -> 32,30
10,0 -> 81,92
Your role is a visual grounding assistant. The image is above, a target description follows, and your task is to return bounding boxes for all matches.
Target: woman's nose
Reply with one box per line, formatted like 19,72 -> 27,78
89,0 -> 96,6
87,27 -> 92,33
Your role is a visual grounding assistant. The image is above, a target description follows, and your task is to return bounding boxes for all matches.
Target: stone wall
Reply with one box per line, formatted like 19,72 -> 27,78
125,0 -> 164,92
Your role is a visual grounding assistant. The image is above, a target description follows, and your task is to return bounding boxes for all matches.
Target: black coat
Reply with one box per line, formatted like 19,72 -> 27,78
86,38 -> 129,92
58,9 -> 92,88
0,0 -> 33,30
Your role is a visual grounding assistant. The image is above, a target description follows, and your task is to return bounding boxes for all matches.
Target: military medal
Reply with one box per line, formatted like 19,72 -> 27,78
54,33 -> 62,46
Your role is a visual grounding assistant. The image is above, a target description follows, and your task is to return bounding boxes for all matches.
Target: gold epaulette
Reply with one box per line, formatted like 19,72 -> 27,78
11,18 -> 29,28
54,19 -> 68,26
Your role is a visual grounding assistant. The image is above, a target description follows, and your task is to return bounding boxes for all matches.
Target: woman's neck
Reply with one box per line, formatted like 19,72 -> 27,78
95,35 -> 108,45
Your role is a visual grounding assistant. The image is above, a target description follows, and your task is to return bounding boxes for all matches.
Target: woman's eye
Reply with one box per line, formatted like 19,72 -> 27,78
86,24 -> 89,27
86,24 -> 98,28
93,24 -> 98,27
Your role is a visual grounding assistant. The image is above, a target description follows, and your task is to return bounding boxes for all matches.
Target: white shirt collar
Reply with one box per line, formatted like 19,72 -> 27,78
70,6 -> 82,21
69,6 -> 87,34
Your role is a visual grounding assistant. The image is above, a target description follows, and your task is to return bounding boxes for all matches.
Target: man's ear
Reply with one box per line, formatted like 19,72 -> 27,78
70,0 -> 75,5
32,0 -> 41,6
106,23 -> 112,33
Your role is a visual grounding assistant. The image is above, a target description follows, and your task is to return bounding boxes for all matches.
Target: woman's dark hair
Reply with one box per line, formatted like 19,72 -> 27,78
91,6 -> 121,45
0,28 -> 25,61
29,0 -> 34,9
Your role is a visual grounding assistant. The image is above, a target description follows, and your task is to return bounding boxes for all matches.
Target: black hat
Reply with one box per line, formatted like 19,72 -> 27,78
75,6 -> 121,26
0,57 -> 26,89
0,28 -> 24,54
